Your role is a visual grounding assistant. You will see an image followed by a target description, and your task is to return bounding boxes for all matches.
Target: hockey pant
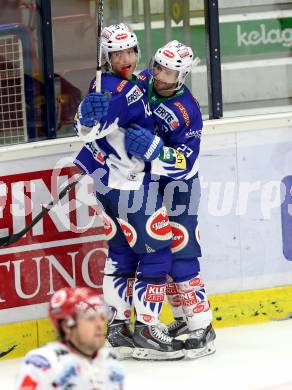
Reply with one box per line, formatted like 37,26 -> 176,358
97,185 -> 173,325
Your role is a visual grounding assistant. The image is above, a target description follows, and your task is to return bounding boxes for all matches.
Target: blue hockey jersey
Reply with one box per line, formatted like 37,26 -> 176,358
137,69 -> 203,181
74,73 -> 154,190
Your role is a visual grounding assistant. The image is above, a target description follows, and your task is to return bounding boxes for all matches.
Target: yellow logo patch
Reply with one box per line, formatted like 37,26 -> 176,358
175,152 -> 186,169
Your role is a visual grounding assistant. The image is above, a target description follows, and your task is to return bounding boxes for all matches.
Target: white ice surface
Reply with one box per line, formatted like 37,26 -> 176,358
1,320 -> 291,390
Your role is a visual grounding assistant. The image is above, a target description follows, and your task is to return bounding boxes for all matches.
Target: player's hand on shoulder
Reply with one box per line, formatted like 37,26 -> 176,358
125,124 -> 164,162
78,92 -> 110,128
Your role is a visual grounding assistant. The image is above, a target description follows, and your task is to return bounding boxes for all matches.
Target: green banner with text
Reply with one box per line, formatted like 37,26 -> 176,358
135,16 -> 292,65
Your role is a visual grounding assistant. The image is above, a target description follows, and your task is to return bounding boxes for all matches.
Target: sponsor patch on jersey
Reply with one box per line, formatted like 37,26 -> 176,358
126,85 -> 143,106
25,354 -> 51,370
20,375 -> 38,390
95,151 -> 105,164
154,103 -> 179,130
55,348 -> 69,357
185,129 -> 202,138
85,142 -> 105,165
116,79 -> 128,93
117,218 -> 137,247
145,284 -> 166,302
103,214 -> 117,240
126,278 -> 135,297
174,151 -> 187,169
173,101 -> 190,127
146,207 -> 172,240
170,222 -> 189,253
109,367 -> 124,384
159,147 -> 176,163
52,365 -> 78,387
137,73 -> 147,81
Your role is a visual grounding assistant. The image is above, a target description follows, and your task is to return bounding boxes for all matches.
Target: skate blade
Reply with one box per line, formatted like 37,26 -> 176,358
184,341 -> 216,360
132,347 -> 185,361
104,343 -> 134,360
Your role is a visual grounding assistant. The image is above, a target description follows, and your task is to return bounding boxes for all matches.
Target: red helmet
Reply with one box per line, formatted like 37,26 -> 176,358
49,287 -> 109,332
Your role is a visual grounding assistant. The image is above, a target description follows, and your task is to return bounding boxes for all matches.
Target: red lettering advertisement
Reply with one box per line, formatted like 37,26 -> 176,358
0,167 -> 107,309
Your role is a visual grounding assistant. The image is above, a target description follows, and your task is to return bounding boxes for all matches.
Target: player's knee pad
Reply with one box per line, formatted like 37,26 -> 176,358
104,245 -> 139,276
170,257 -> 201,283
137,246 -> 173,279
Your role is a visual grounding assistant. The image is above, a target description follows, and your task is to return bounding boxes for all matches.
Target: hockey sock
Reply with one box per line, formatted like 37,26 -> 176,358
176,275 -> 212,330
133,277 -> 166,325
166,281 -> 185,319
103,274 -> 134,321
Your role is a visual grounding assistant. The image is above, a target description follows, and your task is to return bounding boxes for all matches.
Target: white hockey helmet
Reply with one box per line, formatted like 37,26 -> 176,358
153,40 -> 199,89
101,23 -> 141,65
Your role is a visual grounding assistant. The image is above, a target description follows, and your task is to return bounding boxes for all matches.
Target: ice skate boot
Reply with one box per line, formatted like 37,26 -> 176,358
184,324 -> 216,359
132,321 -> 185,360
105,320 -> 134,359
167,317 -> 188,338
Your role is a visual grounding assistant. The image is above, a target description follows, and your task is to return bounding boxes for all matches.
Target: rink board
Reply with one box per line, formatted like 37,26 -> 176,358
1,113 -> 292,359
0,285 -> 292,360
198,118 -> 292,295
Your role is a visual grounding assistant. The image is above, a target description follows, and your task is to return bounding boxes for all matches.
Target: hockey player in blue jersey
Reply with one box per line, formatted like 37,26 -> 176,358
74,24 -> 185,361
124,40 -> 216,359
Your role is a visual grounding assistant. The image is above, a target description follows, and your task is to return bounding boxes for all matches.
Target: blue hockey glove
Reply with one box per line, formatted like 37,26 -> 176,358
78,92 -> 110,128
125,124 -> 164,162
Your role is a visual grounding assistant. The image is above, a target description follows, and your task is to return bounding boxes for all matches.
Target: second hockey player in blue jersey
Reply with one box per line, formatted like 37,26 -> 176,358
126,40 -> 216,359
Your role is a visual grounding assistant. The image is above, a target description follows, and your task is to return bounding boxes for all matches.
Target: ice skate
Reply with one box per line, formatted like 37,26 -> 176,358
167,317 -> 189,338
184,324 -> 216,359
105,320 -> 134,359
132,321 -> 185,360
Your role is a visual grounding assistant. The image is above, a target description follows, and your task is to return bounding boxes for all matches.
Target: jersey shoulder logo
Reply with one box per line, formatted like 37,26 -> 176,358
116,79 -> 128,93
126,85 -> 143,106
173,101 -> 190,127
25,354 -> 51,370
185,129 -> 202,138
137,73 -> 147,81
